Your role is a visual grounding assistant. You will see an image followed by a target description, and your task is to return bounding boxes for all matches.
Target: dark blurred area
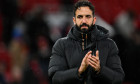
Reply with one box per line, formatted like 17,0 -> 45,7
0,0 -> 140,84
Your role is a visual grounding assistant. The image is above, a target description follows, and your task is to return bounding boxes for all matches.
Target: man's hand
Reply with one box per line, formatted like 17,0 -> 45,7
88,50 -> 100,73
78,51 -> 92,75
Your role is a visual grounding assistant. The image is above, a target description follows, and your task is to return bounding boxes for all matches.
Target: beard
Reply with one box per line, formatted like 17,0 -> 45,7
76,23 -> 94,33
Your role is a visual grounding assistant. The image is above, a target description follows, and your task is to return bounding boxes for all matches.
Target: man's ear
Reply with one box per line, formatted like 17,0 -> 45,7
93,17 -> 96,24
73,17 -> 76,25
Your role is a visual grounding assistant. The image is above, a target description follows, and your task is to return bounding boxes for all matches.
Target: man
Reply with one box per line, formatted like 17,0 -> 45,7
48,0 -> 125,84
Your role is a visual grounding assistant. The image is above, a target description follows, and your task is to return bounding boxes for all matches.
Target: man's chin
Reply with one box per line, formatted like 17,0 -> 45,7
81,28 -> 88,33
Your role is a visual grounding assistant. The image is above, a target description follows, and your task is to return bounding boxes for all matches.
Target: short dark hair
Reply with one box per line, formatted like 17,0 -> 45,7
73,0 -> 95,17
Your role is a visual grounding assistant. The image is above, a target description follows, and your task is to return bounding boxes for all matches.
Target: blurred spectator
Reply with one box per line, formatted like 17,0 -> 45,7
25,6 -> 53,53
8,19 -> 28,84
22,6 -> 53,84
113,10 -> 140,84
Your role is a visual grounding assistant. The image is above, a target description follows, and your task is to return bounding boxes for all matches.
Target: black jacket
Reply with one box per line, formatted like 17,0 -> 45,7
48,25 -> 125,84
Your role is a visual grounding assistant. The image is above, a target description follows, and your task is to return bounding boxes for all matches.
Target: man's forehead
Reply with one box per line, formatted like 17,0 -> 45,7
75,7 -> 93,16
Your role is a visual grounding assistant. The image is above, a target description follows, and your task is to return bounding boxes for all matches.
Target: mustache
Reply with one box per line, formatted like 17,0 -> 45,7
80,23 -> 89,28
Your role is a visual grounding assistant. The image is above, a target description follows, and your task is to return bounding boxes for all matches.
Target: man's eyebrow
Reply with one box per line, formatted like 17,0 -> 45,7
86,15 -> 91,16
77,15 -> 83,16
86,15 -> 92,17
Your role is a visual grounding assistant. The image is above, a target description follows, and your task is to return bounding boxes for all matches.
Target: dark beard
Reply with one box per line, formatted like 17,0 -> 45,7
76,23 -> 94,33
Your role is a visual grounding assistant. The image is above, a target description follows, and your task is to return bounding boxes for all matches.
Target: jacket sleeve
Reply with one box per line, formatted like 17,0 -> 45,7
48,39 -> 82,84
94,39 -> 125,84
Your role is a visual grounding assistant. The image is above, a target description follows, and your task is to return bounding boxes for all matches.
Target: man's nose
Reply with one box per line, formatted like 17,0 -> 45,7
82,17 -> 87,23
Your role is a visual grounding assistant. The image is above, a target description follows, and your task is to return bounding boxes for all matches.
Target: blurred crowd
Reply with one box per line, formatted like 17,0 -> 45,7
0,0 -> 140,84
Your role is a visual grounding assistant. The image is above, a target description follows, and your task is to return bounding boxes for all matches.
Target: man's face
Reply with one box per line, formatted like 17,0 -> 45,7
73,6 -> 96,32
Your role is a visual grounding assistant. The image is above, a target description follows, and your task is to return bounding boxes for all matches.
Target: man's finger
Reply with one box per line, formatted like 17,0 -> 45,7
85,51 -> 92,57
83,51 -> 92,61
96,50 -> 99,58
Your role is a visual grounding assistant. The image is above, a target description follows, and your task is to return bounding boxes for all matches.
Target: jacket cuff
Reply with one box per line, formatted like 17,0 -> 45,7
75,68 -> 85,81
95,66 -> 114,81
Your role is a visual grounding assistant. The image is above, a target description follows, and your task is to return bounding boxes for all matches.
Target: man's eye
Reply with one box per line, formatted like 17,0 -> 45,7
77,16 -> 82,19
86,15 -> 91,18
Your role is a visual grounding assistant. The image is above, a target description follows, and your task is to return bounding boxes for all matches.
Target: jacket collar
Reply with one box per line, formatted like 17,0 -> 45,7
68,24 -> 100,42
67,24 -> 109,50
